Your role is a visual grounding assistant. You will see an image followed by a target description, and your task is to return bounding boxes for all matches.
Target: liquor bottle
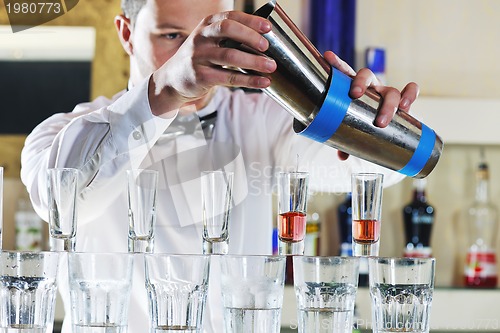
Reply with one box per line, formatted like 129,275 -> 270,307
464,155 -> 498,288
337,192 -> 353,256
15,195 -> 43,251
402,179 -> 434,258
243,0 -> 254,13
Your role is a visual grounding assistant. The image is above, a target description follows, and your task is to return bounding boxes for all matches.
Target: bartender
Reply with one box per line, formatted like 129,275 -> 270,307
20,0 -> 419,332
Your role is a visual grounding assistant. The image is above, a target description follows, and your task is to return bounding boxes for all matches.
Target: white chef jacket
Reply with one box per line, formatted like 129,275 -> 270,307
20,76 -> 404,333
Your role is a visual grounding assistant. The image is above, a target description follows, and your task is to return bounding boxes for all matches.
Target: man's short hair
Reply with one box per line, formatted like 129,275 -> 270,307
121,0 -> 147,25
121,0 -> 236,25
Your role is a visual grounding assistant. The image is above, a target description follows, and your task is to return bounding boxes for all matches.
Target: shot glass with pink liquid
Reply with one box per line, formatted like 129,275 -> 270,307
277,171 -> 309,255
351,173 -> 384,256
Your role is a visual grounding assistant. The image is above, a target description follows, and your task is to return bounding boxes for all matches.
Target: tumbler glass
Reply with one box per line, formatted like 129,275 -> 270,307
220,255 -> 286,333
67,252 -> 134,333
144,254 -> 211,333
369,257 -> 436,333
293,256 -> 360,333
0,251 -> 60,333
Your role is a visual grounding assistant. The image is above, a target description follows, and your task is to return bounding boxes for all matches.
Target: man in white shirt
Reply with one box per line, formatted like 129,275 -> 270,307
20,0 -> 420,332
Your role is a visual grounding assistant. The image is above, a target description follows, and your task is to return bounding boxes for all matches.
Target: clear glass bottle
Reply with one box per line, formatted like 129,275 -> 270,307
402,179 -> 434,258
15,195 -> 43,251
464,156 -> 498,288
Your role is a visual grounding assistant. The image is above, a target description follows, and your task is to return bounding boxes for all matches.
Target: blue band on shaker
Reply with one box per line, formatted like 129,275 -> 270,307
398,123 -> 436,177
300,68 -> 352,142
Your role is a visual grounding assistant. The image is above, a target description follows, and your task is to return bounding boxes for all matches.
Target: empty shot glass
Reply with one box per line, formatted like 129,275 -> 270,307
293,256 -> 360,333
144,254 -> 211,333
201,170 -> 234,254
67,252 -> 134,333
127,169 -> 158,253
220,255 -> 286,333
47,167 -> 78,251
0,251 -> 60,333
277,171 -> 309,255
369,257 -> 436,333
351,173 -> 384,256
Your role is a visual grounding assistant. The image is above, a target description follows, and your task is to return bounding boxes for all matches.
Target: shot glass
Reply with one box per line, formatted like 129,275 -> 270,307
351,173 -> 384,256
368,257 -> 436,333
127,169 -> 158,253
0,251 -> 60,333
293,256 -> 360,333
277,171 -> 309,255
220,255 -> 286,333
67,252 -> 134,333
201,170 -> 233,254
144,254 -> 211,333
47,167 -> 78,251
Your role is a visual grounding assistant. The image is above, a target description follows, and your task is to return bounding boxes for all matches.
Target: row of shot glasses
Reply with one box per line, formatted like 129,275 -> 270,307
0,167 -> 435,332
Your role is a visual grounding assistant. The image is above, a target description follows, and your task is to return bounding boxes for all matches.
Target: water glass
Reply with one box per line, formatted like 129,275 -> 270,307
277,171 -> 309,255
368,257 -> 435,333
0,251 -> 60,333
201,170 -> 233,254
220,255 -> 286,333
127,169 -> 158,253
351,173 -> 384,256
67,252 -> 134,333
47,167 -> 78,251
293,256 -> 360,333
144,254 -> 211,333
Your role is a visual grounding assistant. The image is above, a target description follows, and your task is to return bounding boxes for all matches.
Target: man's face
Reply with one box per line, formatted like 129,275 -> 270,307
129,0 -> 234,82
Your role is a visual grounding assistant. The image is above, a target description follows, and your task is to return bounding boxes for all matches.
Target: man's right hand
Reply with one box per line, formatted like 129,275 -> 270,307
148,10 -> 277,117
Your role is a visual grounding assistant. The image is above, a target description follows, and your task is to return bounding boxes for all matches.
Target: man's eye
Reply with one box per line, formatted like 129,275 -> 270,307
160,33 -> 181,40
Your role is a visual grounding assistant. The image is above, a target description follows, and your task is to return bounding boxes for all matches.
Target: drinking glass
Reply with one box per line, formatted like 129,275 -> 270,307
368,257 -> 435,333
293,256 -> 360,333
220,255 -> 286,333
144,254 -> 211,333
201,170 -> 233,254
0,251 -> 60,333
67,252 -> 134,333
277,171 -> 309,255
351,173 -> 384,256
47,167 -> 78,251
127,169 -> 158,253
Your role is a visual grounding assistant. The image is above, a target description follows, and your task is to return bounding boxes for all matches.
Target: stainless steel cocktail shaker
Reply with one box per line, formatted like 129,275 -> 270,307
249,1 -> 443,178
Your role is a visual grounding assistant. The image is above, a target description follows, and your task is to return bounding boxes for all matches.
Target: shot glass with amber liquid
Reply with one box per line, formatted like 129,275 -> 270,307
351,173 -> 384,256
277,171 -> 309,255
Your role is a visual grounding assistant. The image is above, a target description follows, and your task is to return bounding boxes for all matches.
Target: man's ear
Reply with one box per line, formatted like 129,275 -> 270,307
115,14 -> 133,56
